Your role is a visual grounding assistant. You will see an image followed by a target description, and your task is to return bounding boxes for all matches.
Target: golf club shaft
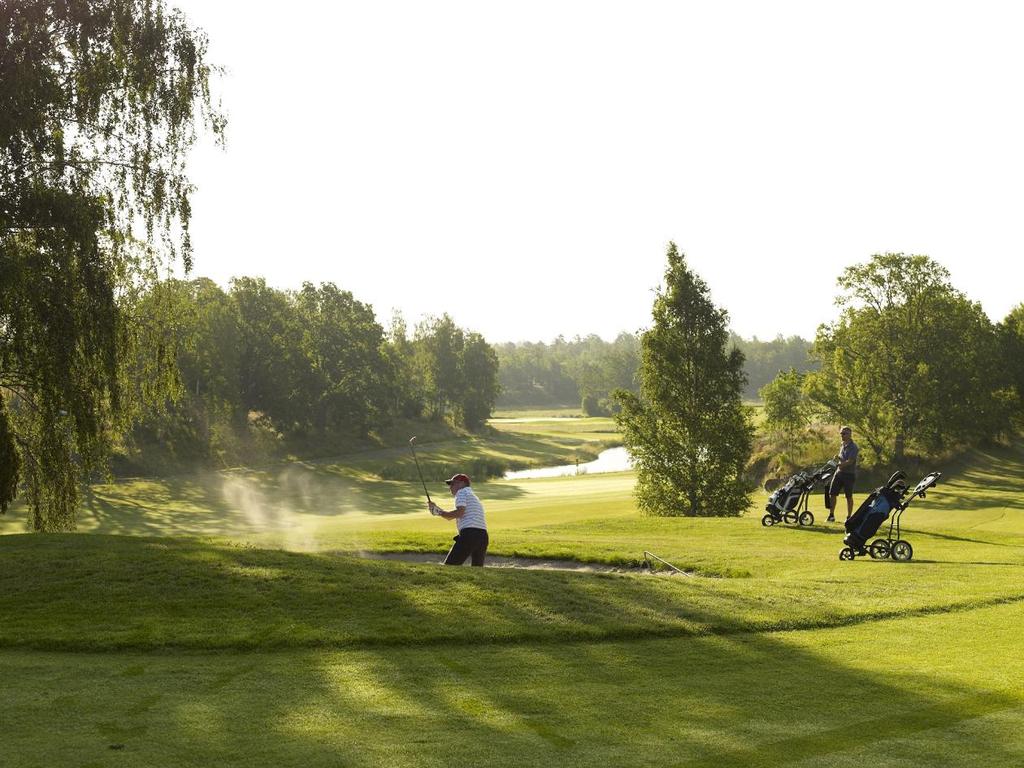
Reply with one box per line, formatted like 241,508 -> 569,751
408,438 -> 432,504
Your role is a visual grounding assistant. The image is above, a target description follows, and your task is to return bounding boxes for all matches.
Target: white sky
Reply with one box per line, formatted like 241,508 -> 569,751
174,0 -> 1024,343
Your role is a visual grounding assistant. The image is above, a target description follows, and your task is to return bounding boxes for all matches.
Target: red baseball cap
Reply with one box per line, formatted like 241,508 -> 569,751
444,473 -> 471,486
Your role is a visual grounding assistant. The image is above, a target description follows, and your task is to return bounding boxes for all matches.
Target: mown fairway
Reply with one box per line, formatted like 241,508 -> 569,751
2,416 -> 1024,766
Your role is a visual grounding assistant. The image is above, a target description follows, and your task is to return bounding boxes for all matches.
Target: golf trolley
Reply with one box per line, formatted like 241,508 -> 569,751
762,459 -> 837,528
839,471 -> 941,562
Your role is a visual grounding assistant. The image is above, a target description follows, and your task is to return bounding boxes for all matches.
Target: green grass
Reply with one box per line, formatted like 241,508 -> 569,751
3,421 -> 1024,765
3,530 -> 1021,654
492,405 -> 583,419
4,601 -> 1023,767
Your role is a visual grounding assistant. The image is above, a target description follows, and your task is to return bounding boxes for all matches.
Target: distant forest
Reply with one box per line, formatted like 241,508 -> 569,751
495,333 -> 814,412
100,272 -> 814,475
121,273 -> 813,475
113,277 -> 500,475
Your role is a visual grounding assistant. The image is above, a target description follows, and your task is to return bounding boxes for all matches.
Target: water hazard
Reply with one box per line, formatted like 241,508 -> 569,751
503,446 -> 634,480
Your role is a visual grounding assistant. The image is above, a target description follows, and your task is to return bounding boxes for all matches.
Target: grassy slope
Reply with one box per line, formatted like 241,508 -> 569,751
2,532 -> 1021,654
2,422 -> 1024,766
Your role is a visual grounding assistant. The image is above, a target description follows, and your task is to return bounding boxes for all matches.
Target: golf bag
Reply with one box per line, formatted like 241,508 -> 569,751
843,471 -> 908,551
839,471 -> 941,562
765,473 -> 804,516
763,459 -> 838,527
820,464 -> 836,509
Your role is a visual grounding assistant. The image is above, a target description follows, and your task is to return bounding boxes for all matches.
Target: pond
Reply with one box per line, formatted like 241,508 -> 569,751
503,446 -> 634,480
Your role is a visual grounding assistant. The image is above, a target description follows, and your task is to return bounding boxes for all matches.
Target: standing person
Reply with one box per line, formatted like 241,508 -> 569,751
827,426 -> 859,522
429,473 -> 489,566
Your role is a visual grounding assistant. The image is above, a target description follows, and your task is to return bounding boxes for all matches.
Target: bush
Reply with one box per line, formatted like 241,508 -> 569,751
582,395 -> 610,417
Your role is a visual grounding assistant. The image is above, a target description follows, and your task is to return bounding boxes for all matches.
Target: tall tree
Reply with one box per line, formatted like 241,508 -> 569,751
0,395 -> 19,513
461,332 -> 500,429
132,277 -> 242,461
385,311 -> 425,419
294,282 -> 393,437
805,253 -> 1013,461
415,315 -> 465,421
760,367 -> 810,442
998,304 -> 1024,424
1,1 -> 224,529
231,277 -> 307,431
615,244 -> 753,517
413,315 -> 499,429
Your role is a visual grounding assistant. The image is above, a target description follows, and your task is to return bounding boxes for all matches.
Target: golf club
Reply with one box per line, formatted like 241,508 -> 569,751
408,436 -> 433,508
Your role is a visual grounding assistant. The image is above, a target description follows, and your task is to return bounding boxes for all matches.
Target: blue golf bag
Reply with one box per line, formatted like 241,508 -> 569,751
843,472 -> 908,551
838,471 -> 942,562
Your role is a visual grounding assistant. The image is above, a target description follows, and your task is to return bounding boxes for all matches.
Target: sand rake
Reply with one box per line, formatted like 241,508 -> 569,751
642,550 -> 689,575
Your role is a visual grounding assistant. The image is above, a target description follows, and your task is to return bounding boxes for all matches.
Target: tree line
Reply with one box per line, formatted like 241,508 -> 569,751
123,277 -> 499,473
495,334 -> 641,414
496,330 -> 815,413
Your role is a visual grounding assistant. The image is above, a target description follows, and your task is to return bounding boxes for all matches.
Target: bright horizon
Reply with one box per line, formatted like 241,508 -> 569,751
174,1 -> 1023,343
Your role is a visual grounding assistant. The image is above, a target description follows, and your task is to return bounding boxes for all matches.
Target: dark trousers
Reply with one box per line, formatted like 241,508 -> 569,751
444,528 -> 489,566
830,471 -> 856,500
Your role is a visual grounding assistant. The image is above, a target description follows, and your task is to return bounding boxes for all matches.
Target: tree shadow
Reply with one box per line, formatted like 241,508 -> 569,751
2,561 -> 1022,766
912,529 -> 1024,548
769,523 -> 847,537
909,559 -> 1023,567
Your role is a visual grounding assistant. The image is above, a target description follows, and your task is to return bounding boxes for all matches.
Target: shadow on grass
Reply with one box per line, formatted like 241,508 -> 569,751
773,520 -> 1024,548
2,544 -> 1022,766
912,529 -> 1024,548
909,559 -> 1024,567
766,523 -> 847,537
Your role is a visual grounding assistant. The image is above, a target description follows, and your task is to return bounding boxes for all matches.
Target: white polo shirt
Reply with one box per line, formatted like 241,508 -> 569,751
454,486 -> 487,532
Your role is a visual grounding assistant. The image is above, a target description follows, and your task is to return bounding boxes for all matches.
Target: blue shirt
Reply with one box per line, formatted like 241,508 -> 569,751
839,440 -> 859,474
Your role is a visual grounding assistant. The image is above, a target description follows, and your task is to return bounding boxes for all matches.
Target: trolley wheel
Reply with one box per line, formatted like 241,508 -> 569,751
868,540 -> 891,560
839,547 -> 855,561
799,511 -> 814,526
783,510 -> 799,524
891,540 -> 914,562
761,514 -> 775,527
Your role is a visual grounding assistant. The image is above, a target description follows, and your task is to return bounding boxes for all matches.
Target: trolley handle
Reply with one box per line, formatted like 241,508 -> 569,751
911,471 -> 942,498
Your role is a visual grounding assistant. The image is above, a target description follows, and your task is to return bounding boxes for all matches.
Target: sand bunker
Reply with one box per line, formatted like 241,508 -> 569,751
356,551 -> 691,575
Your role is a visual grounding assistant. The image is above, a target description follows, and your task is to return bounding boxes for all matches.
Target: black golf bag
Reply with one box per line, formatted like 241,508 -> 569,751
762,459 -> 838,527
820,464 -> 836,509
843,471 -> 907,551
765,473 -> 804,515
839,470 -> 941,562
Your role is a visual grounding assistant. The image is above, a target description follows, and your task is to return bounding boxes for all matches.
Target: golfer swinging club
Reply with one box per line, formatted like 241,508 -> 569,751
429,473 -> 489,566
